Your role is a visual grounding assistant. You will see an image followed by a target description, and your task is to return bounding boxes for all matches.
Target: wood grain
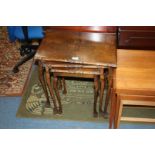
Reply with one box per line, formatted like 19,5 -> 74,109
35,30 -> 117,67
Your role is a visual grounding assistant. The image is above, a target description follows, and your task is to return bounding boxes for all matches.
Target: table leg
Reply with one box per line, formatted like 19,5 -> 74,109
62,78 -> 67,94
99,69 -> 105,115
93,75 -> 99,117
53,74 -> 63,114
38,60 -> 50,107
57,77 -> 67,94
45,67 -> 59,114
57,78 -> 62,90
104,75 -> 113,118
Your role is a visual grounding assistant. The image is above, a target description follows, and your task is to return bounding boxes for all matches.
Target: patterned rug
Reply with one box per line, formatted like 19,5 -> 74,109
17,67 -> 155,124
0,27 -> 33,96
17,67 -> 107,122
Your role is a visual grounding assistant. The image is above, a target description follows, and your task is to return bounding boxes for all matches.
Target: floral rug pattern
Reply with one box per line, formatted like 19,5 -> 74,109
0,27 -> 33,96
17,68 -> 105,122
25,79 -> 95,116
17,68 -> 155,123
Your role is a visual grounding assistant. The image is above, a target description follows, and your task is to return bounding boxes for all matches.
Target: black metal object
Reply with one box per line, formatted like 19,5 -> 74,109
12,27 -> 41,73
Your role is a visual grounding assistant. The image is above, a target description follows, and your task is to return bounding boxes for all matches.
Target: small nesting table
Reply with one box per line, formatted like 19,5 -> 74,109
35,30 -> 116,117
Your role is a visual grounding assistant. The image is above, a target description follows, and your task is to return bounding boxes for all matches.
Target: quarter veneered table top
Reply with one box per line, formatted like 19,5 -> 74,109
35,30 -> 117,67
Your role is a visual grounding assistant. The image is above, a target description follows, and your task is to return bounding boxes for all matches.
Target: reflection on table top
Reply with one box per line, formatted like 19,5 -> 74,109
35,30 -> 117,67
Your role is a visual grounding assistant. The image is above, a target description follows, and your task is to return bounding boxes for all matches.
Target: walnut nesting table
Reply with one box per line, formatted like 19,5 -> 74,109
35,30 -> 116,117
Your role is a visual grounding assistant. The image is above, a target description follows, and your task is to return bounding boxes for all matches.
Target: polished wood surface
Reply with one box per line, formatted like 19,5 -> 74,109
118,26 -> 155,49
119,26 -> 155,31
35,30 -> 117,67
35,29 -> 116,116
115,49 -> 155,93
46,26 -> 117,33
117,49 -> 155,68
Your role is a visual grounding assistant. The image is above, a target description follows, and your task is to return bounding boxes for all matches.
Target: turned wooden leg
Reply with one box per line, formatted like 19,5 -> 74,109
57,78 -> 62,90
93,75 -> 99,117
57,77 -> 67,94
104,67 -> 114,118
38,61 -> 50,107
45,67 -> 59,114
62,78 -> 67,94
99,69 -> 105,115
109,88 -> 116,129
53,74 -> 63,114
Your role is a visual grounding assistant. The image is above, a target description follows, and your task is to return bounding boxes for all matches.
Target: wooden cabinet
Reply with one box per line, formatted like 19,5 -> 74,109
117,26 -> 155,50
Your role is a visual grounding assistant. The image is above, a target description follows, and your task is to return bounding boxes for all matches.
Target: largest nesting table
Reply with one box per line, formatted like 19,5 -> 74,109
34,30 -> 116,117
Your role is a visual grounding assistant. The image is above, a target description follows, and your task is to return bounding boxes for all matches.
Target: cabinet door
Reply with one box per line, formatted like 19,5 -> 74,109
118,26 -> 155,50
